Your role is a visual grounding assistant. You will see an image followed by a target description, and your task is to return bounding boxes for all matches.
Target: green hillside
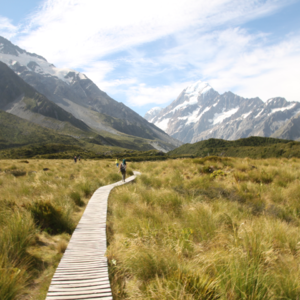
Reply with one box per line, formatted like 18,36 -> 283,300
0,111 -> 169,158
0,110 -> 81,148
168,136 -> 300,159
0,111 -> 128,158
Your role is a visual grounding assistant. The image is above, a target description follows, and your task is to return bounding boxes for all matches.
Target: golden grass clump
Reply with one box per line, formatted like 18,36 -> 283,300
107,157 -> 300,299
0,158 -> 125,299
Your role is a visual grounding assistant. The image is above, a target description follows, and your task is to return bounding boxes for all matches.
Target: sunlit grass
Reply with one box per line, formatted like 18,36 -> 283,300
107,157 -> 300,299
0,158 -> 123,299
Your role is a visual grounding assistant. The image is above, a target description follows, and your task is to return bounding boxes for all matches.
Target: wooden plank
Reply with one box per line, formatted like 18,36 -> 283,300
48,281 -> 110,289
46,173 -> 138,300
49,285 -> 111,292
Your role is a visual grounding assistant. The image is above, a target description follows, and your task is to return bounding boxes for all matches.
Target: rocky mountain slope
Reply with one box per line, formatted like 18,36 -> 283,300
0,61 -> 92,133
0,60 -> 179,152
145,80 -> 300,143
271,112 -> 300,141
0,36 -> 181,151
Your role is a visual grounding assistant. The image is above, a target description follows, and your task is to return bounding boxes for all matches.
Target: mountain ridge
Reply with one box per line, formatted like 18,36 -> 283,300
0,35 -> 181,151
145,80 -> 300,143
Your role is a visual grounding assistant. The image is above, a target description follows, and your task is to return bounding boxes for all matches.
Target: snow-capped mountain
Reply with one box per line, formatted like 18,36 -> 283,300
0,38 -> 85,84
0,36 -> 181,150
145,80 -> 300,143
144,107 -> 162,122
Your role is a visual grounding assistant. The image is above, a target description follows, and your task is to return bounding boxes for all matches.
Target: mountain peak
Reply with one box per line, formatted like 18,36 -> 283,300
0,36 -> 47,62
148,107 -> 162,114
185,80 -> 211,95
146,79 -> 300,143
144,106 -> 162,121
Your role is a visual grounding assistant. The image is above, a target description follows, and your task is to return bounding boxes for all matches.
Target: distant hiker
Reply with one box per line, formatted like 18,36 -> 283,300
119,159 -> 127,182
74,156 -> 77,163
78,155 -> 81,162
115,159 -> 119,167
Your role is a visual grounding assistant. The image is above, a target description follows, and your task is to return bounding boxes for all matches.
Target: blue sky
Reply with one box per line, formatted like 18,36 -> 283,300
1,0 -> 300,117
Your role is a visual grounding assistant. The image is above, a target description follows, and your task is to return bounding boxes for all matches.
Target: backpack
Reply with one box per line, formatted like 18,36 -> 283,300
120,163 -> 126,172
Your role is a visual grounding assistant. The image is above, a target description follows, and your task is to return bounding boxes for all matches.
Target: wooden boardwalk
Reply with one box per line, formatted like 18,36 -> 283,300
46,172 -> 140,300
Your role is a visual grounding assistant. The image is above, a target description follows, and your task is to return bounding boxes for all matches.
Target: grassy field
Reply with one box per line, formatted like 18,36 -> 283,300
0,158 -> 127,300
107,156 -> 300,299
2,156 -> 300,299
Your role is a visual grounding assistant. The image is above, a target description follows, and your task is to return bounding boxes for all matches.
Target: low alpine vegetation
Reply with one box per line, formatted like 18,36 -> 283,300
0,158 -> 125,299
107,157 -> 300,299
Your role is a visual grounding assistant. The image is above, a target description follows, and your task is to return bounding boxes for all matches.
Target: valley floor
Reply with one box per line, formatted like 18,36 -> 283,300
1,157 -> 300,299
0,159 -> 129,300
107,157 -> 300,299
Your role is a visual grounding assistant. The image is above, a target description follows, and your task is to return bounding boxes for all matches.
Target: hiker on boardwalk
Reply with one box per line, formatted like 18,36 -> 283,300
115,158 -> 119,168
74,156 -> 77,163
119,159 -> 127,182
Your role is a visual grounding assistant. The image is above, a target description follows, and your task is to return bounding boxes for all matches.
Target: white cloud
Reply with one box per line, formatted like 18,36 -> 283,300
4,0 -> 299,110
154,27 -> 300,102
125,82 -> 190,107
0,16 -> 18,39
100,78 -> 137,89
16,0 -> 290,68
203,32 -> 300,102
81,61 -> 115,89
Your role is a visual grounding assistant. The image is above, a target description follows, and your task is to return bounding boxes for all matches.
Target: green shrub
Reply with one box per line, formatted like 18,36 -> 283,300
127,249 -> 177,282
127,168 -> 134,176
0,212 -> 33,298
0,211 -> 35,263
192,158 -> 205,164
202,156 -> 223,163
30,201 -> 74,234
233,171 -> 249,182
266,205 -> 295,223
158,192 -> 182,216
145,271 -> 219,300
273,262 -> 300,299
0,262 -> 29,300
274,171 -> 295,187
248,170 -> 274,184
107,173 -> 122,183
79,182 -> 93,197
249,199 -> 266,215
5,170 -> 27,177
70,191 -> 84,207
139,174 -> 152,187
199,165 -> 214,174
220,257 -> 269,300
210,170 -> 226,179
139,174 -> 162,188
174,270 -> 220,300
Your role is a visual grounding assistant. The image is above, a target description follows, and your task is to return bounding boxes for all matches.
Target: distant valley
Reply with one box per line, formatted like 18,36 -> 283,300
1,33 -> 300,159
0,35 -> 181,156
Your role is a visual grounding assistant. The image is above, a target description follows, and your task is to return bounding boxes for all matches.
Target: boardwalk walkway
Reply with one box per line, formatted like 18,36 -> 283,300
46,171 -> 140,300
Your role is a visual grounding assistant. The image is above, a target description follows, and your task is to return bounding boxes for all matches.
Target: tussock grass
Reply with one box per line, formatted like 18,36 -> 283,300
107,157 -> 300,299
0,158 -> 125,299
56,239 -> 68,254
70,191 -> 85,207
